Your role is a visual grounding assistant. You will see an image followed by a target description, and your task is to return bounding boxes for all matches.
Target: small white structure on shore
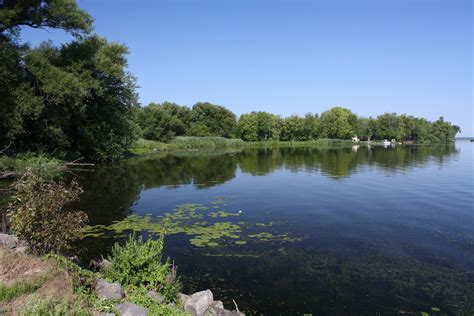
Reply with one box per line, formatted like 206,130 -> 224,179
383,139 -> 391,146
351,135 -> 360,142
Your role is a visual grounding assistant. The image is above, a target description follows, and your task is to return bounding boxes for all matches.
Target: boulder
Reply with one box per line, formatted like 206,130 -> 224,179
95,278 -> 124,300
93,312 -> 115,316
0,233 -> 19,249
116,303 -> 149,316
146,290 -> 165,304
177,292 -> 190,305
184,290 -> 214,316
204,301 -> 245,316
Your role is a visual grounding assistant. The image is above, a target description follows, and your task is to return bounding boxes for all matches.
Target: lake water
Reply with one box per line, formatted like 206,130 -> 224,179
77,142 -> 474,315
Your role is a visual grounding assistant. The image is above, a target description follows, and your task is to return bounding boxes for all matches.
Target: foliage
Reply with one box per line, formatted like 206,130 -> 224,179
237,111 -> 283,141
8,172 -> 88,254
124,285 -> 187,316
137,102 -> 191,142
319,107 -> 357,139
0,281 -> 42,302
7,36 -> 139,161
170,136 -> 244,149
103,234 -> 180,301
18,296 -> 92,316
189,102 -> 237,138
0,153 -> 64,179
1,2 -> 138,161
0,0 -> 93,37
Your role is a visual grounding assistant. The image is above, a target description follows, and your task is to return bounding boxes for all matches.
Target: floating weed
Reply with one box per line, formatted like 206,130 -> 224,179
84,202 -> 303,248
209,211 -> 241,218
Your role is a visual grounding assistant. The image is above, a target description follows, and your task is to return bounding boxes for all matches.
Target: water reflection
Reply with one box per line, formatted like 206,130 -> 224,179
77,144 -> 459,225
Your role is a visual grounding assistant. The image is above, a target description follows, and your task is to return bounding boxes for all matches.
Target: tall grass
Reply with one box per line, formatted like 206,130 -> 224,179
169,136 -> 244,149
0,153 -> 64,179
128,137 -> 358,155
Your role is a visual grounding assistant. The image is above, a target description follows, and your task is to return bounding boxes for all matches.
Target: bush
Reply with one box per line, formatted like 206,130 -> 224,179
8,172 -> 88,254
103,235 -> 180,302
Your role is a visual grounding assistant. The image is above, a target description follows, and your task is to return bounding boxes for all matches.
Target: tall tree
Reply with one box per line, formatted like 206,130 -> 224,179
189,102 -> 237,138
319,107 -> 357,139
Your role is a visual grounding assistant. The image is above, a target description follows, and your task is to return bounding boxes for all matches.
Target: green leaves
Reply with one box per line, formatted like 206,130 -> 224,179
0,0 -> 93,36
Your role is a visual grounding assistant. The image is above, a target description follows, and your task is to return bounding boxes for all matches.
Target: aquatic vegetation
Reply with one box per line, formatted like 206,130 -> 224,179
84,202 -> 303,248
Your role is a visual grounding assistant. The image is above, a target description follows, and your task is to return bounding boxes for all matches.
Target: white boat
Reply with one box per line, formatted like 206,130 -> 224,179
383,139 -> 391,146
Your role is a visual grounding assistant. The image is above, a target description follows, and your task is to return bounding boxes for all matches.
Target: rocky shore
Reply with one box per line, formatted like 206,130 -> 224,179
0,233 -> 244,316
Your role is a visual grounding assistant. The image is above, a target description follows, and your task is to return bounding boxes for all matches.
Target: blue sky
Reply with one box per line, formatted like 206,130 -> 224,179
22,0 -> 473,135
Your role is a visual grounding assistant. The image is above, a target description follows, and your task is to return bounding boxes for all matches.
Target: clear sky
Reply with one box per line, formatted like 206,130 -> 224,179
22,0 -> 473,135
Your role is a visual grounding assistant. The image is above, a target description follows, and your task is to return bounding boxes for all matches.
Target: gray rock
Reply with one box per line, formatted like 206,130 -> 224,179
14,244 -> 28,254
210,301 -> 224,309
146,290 -> 164,304
93,312 -> 115,316
168,302 -> 176,308
204,301 -> 246,316
184,290 -> 214,316
0,233 -> 18,249
116,303 -> 149,316
95,278 -> 124,300
177,292 -> 190,305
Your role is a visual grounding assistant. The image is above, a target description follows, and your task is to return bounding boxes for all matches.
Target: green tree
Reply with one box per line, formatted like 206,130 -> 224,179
356,117 -> 377,141
237,112 -> 258,141
137,102 -> 190,142
9,36 -> 138,160
319,107 -> 357,139
189,102 -> 236,138
0,0 -> 93,37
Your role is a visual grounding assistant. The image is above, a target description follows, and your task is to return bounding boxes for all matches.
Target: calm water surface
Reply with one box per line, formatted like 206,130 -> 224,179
77,142 -> 474,315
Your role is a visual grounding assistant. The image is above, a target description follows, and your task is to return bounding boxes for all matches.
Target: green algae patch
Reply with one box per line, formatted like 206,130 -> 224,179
209,211 -> 241,218
84,202 -> 303,248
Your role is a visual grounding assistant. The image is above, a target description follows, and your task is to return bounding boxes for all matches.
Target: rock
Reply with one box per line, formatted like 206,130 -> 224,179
14,243 -> 28,254
0,233 -> 19,249
204,301 -> 246,316
177,292 -> 190,305
146,290 -> 165,304
184,290 -> 214,316
168,302 -> 176,308
95,278 -> 124,300
210,301 -> 224,309
93,312 -> 115,316
89,258 -> 112,271
116,303 -> 149,316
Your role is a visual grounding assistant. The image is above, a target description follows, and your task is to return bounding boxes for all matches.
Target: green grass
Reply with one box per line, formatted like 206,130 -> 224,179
0,153 -> 64,179
0,281 -> 43,302
18,296 -> 92,316
127,137 -> 360,155
169,136 -> 244,149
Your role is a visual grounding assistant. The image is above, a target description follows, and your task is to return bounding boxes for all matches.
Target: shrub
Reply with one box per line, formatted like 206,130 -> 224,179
103,234 -> 180,302
8,171 -> 88,254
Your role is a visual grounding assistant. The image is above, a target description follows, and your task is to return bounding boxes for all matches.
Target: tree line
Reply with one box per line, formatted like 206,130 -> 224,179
0,1 -> 460,161
133,103 -> 460,144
